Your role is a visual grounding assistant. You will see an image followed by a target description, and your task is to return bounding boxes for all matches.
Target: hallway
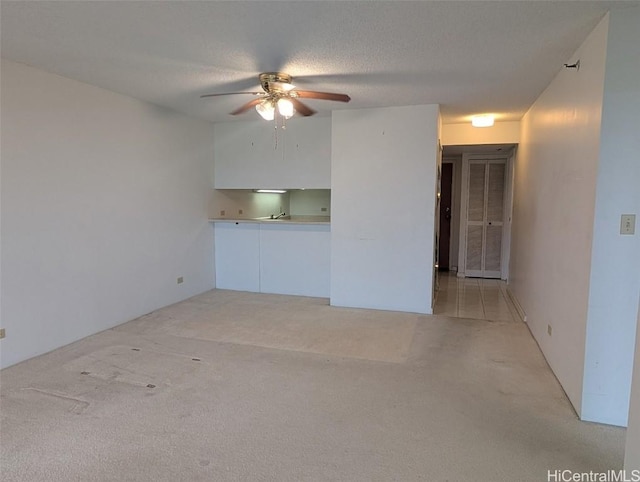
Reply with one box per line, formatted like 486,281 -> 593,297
434,271 -> 521,322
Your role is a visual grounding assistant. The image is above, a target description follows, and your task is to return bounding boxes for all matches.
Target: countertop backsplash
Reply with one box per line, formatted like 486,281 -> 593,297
210,189 -> 330,220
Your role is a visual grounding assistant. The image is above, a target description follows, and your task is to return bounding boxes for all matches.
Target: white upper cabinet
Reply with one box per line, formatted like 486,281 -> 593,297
214,116 -> 331,189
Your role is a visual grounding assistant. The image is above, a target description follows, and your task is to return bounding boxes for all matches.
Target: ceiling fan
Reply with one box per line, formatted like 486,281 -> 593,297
200,72 -> 351,120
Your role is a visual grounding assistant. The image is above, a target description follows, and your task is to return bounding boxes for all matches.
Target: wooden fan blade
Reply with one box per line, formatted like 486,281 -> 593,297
230,98 -> 265,115
289,98 -> 316,117
200,92 -> 262,98
294,90 -> 351,103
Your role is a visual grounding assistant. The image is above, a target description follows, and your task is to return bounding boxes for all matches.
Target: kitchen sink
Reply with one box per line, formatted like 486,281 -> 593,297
254,215 -> 292,221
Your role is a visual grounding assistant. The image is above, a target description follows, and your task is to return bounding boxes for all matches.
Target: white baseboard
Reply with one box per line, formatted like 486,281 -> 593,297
506,287 -> 527,322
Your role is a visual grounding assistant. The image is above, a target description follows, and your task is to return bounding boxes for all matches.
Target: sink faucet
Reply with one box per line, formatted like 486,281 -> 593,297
270,212 -> 286,219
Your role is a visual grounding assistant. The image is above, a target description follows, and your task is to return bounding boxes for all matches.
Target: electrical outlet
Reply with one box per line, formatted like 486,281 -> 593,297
0,328 -> 5,339
321,207 -> 327,212
177,277 -> 184,284
547,324 -> 552,336
621,214 -> 636,235
220,210 -> 225,216
238,209 -> 243,215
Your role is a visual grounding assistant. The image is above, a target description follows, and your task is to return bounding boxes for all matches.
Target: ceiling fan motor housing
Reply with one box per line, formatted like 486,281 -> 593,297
260,72 -> 293,93
200,71 -> 348,117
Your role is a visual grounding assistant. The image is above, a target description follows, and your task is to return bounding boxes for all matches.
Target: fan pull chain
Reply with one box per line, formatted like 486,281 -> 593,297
271,111 -> 288,155
273,118 -> 278,150
282,112 -> 289,161
281,118 -> 286,162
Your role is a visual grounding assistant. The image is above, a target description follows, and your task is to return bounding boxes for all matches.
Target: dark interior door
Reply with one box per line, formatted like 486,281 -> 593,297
438,163 -> 453,270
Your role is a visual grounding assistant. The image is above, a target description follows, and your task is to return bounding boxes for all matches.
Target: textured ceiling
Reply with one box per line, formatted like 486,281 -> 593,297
1,1 -> 637,124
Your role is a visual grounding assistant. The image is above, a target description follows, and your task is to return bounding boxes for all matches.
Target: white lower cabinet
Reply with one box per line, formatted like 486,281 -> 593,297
214,223 -> 260,292
259,224 -> 330,298
214,222 -> 330,298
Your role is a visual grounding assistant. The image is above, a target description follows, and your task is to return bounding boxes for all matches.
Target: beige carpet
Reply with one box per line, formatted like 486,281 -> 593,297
119,290 -> 418,363
0,289 -> 625,481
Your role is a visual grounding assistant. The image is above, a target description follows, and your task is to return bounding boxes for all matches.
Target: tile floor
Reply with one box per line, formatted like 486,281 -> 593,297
434,271 -> 521,322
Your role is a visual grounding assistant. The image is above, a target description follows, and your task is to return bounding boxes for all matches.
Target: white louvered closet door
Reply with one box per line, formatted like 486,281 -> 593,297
465,160 -> 506,278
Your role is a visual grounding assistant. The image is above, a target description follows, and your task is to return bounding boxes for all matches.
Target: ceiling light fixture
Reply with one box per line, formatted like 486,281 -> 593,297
255,189 -> 287,194
201,72 -> 351,121
255,100 -> 275,121
277,98 -> 294,119
471,114 -> 495,128
255,97 -> 295,121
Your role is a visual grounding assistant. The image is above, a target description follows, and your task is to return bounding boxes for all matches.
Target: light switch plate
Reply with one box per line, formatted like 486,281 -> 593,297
621,214 -> 636,235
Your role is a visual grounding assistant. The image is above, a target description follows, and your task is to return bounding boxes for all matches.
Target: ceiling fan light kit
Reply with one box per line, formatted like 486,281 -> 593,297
255,100 -> 275,121
201,72 -> 351,121
276,98 -> 294,118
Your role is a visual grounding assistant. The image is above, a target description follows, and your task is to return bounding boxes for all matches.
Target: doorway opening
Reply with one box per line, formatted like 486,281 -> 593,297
436,144 -> 516,280
434,143 -> 517,320
438,163 -> 453,271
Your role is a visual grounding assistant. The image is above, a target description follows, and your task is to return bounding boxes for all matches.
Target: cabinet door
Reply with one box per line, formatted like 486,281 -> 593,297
281,117 -> 331,188
259,224 -> 331,297
214,117 -> 330,189
214,121 -> 276,188
214,223 -> 260,292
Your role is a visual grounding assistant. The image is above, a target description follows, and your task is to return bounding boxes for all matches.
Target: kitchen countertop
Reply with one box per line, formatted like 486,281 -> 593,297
210,215 -> 330,225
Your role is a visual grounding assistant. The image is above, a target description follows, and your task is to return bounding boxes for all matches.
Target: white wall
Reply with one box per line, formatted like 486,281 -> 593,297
582,6 -> 640,426
331,105 -> 440,314
0,60 -> 215,368
509,16 -> 609,415
625,298 -> 640,470
441,121 -> 520,146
